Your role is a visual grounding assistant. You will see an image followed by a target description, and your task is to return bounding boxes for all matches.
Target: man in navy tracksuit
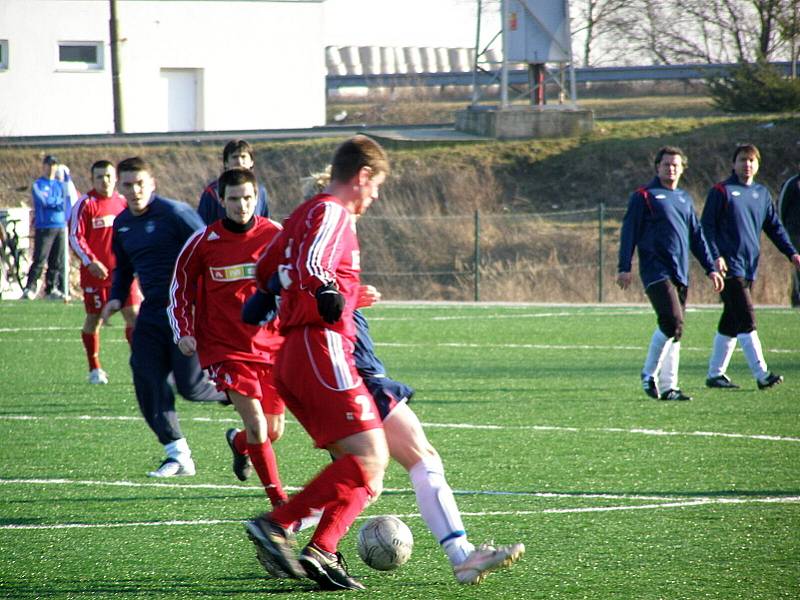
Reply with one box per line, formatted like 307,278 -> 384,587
102,156 -> 226,478
701,144 -> 800,390
617,146 -> 724,401
197,139 -> 270,225
777,167 -> 800,307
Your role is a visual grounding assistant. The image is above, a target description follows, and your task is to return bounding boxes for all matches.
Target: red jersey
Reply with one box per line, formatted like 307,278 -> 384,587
68,189 -> 127,288
256,193 -> 361,341
168,216 -> 283,367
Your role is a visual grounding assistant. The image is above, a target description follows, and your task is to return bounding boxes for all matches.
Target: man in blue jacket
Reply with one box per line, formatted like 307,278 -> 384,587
702,144 -> 800,390
101,156 -> 226,478
22,155 -> 72,300
617,146 -> 724,401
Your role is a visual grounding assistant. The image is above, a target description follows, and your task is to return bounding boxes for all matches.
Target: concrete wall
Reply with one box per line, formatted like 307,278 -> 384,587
0,0 -> 325,136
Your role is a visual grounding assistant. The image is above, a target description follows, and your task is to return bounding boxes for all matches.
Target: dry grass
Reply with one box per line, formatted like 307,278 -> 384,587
1,107 -> 798,305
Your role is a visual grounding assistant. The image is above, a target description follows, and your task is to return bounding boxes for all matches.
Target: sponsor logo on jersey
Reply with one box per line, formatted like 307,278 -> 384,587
655,194 -> 666,199
207,231 -> 220,241
118,226 -> 130,232
209,262 -> 256,282
145,221 -> 155,234
92,215 -> 116,229
731,191 -> 741,197
752,191 -> 759,199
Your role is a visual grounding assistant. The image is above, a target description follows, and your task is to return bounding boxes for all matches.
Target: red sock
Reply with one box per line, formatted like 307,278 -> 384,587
81,332 -> 100,370
234,430 -> 248,455
311,486 -> 371,554
247,440 -> 288,507
125,326 -> 134,346
271,454 -> 372,542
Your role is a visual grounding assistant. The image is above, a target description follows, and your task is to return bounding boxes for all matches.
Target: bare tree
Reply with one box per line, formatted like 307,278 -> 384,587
570,0 -> 631,66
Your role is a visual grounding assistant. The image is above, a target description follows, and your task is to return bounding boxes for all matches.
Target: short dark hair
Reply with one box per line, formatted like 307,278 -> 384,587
330,135 -> 390,183
91,160 -> 114,174
218,167 -> 257,200
732,143 -> 761,163
654,146 -> 687,169
117,156 -> 152,176
222,139 -> 255,165
42,154 -> 58,165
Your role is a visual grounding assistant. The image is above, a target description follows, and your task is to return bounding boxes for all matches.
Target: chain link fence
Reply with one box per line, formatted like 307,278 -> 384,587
357,206 -> 795,305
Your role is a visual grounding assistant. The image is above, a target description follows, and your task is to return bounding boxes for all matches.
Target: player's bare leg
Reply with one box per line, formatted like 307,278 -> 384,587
384,402 -> 524,584
227,389 -> 287,507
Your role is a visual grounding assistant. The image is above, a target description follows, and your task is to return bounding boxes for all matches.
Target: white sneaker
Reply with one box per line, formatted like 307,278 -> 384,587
46,289 -> 66,301
88,368 -> 109,385
147,457 -> 196,478
454,542 -> 525,585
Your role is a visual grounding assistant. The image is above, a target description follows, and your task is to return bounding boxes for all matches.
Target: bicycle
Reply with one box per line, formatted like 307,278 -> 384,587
0,217 -> 29,298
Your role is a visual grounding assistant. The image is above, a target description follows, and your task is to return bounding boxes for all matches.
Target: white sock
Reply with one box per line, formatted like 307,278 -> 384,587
737,331 -> 769,381
642,329 -> 671,379
708,333 -> 737,378
408,455 -> 474,566
164,438 -> 191,462
657,341 -> 680,391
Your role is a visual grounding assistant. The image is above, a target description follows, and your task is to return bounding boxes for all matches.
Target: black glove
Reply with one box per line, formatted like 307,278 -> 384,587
315,283 -> 345,324
242,290 -> 278,325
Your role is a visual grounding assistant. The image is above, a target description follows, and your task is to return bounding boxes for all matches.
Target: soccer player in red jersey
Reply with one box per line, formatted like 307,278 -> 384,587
244,136 -> 390,591
69,160 -> 142,385
168,167 -> 288,508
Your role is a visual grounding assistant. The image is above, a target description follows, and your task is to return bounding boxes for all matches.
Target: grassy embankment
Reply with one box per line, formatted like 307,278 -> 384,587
1,99 -> 797,303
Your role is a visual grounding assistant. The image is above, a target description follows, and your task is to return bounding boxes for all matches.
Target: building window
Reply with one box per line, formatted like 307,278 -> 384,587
57,42 -> 103,70
0,40 -> 8,70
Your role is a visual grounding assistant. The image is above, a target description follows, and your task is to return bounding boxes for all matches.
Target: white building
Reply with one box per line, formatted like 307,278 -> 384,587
0,0 -> 326,136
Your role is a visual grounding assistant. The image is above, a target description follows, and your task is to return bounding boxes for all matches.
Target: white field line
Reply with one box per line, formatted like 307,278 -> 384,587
0,335 -> 797,354
1,487 -> 797,531
2,413 -> 799,442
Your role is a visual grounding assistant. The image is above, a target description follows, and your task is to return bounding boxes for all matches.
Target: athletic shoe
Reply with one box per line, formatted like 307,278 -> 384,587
454,542 -> 526,585
757,372 -> 784,390
299,544 -> 365,591
225,428 -> 252,482
147,457 -> 196,478
705,374 -> 740,389
659,388 -> 692,401
244,516 -> 304,579
21,288 -> 36,300
46,289 -> 66,301
88,368 -> 109,385
641,373 -> 659,399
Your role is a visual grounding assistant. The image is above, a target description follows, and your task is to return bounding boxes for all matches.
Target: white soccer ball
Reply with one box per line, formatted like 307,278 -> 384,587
356,515 -> 414,571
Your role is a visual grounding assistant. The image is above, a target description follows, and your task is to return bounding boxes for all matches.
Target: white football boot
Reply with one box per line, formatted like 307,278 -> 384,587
454,542 -> 525,585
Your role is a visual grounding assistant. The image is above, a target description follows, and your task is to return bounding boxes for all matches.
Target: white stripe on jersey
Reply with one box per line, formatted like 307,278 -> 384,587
68,194 -> 93,265
305,201 -> 344,285
167,227 -> 207,343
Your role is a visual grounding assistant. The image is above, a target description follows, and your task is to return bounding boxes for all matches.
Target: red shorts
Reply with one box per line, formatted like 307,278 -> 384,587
208,360 -> 285,415
275,326 -> 382,449
83,281 -> 143,315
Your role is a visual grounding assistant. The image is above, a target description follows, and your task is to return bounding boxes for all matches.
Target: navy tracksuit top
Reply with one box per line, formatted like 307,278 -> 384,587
618,177 -> 715,288
701,173 -> 797,281
111,195 -> 204,318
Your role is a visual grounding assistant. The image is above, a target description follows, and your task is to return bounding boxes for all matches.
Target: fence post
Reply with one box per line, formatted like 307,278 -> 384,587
598,201 -> 605,303
474,209 -> 481,302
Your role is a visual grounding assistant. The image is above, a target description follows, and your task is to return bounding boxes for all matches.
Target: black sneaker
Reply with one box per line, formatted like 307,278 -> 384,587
299,544 -> 366,591
706,375 -> 740,389
659,389 -> 692,401
244,516 -> 304,579
757,372 -> 784,390
225,428 -> 252,481
641,374 -> 659,399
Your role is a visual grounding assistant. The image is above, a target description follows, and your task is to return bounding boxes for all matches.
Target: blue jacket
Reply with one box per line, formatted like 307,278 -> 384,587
197,178 -> 270,225
701,173 -> 798,281
31,177 -> 71,229
618,177 -> 715,288
111,195 -> 204,315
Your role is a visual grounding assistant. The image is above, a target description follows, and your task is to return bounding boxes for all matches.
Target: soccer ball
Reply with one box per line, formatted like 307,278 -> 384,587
356,515 -> 414,571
